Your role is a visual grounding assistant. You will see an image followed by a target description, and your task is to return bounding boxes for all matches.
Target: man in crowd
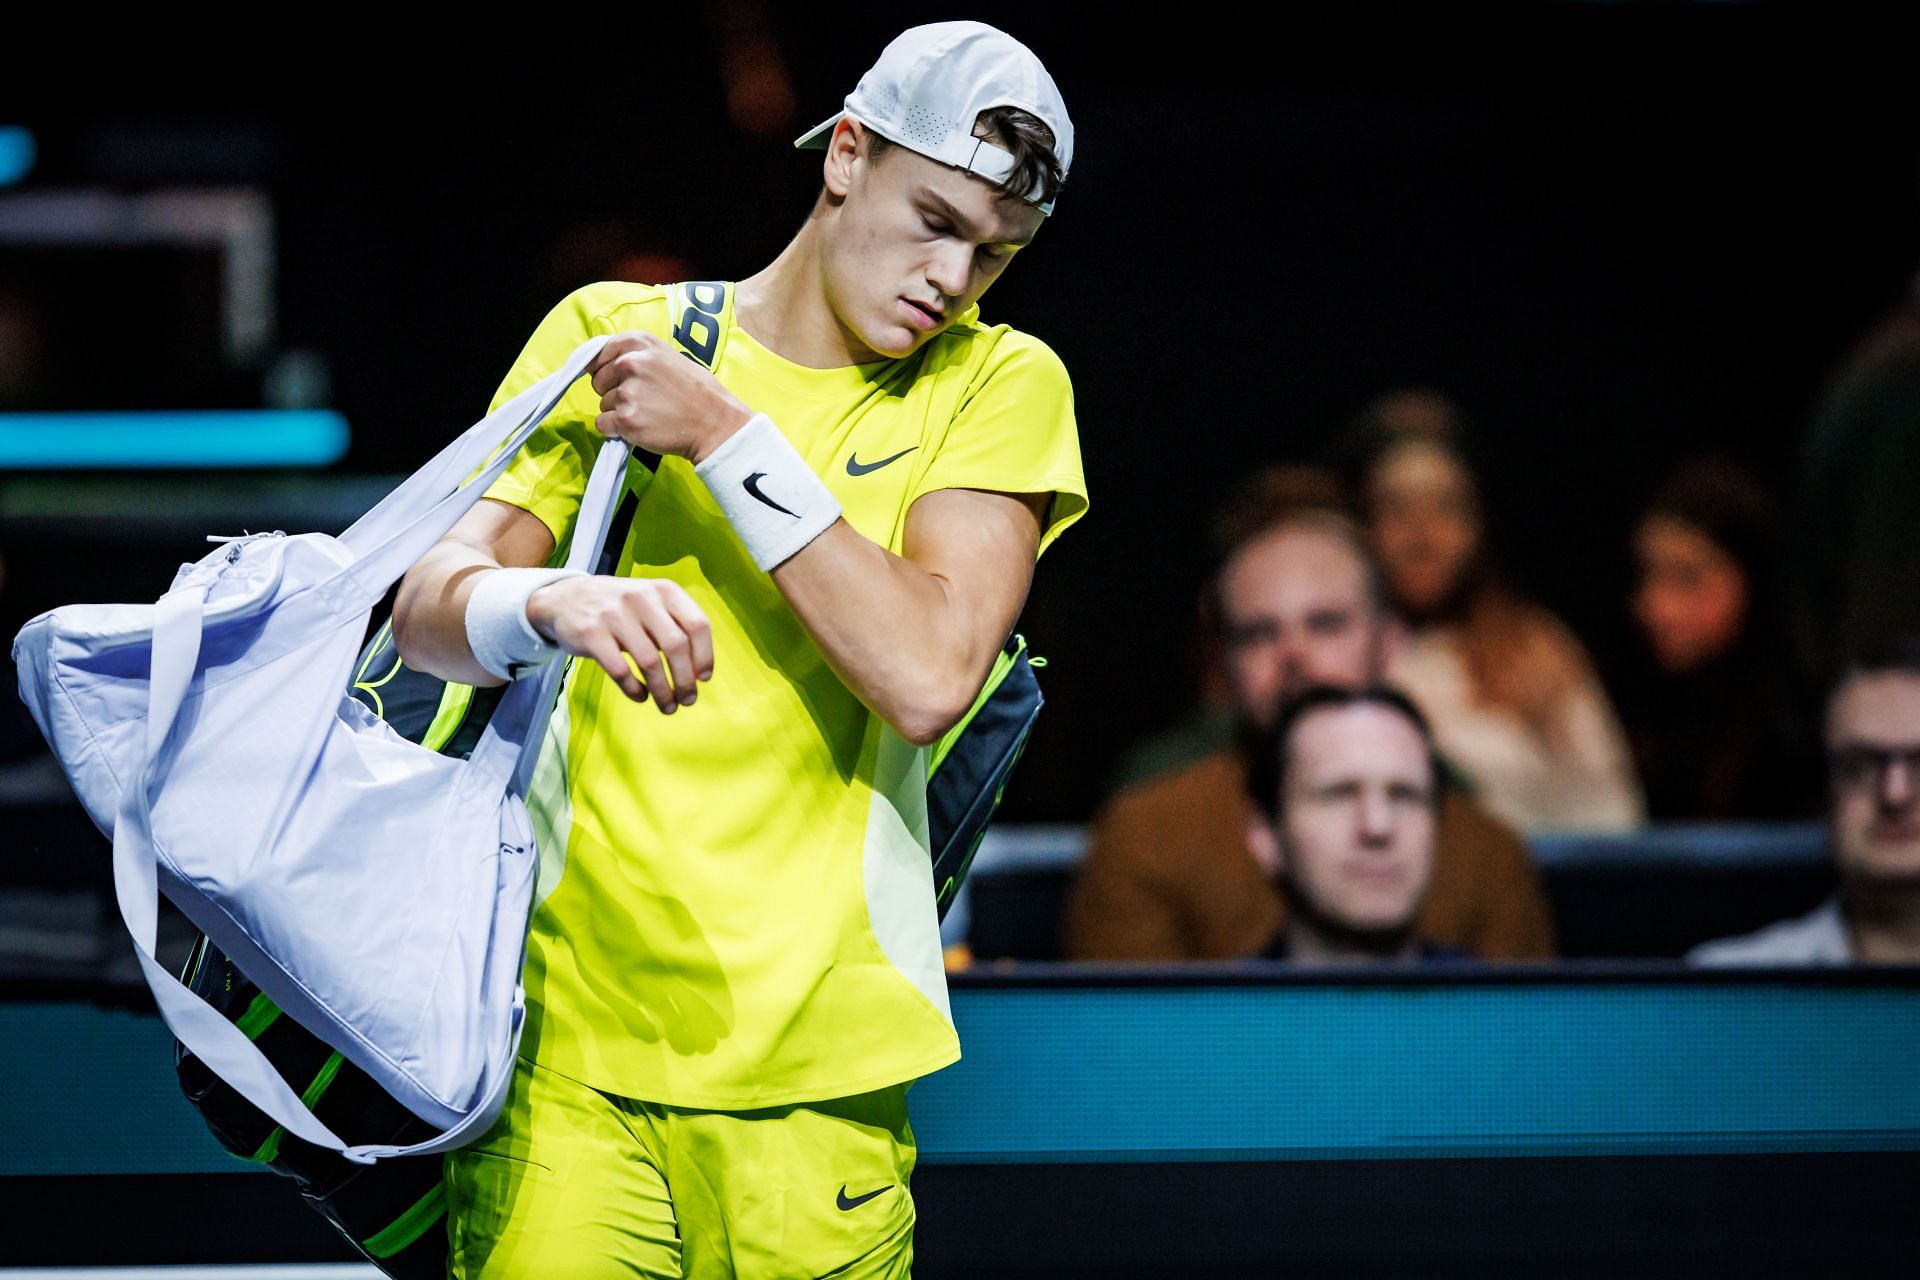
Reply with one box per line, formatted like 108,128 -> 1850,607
1692,637 -> 1920,965
1244,684 -> 1471,963
1064,506 -> 1554,960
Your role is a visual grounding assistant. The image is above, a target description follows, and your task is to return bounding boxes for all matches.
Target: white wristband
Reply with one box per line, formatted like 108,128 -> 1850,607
465,566 -> 586,681
694,413 -> 842,572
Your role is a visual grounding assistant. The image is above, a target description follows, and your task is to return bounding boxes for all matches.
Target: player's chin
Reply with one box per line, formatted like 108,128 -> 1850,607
864,324 -> 927,360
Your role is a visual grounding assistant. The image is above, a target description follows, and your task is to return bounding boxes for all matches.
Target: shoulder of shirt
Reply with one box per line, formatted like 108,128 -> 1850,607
552,280 -> 674,333
1687,895 -> 1851,966
921,318 -> 1072,387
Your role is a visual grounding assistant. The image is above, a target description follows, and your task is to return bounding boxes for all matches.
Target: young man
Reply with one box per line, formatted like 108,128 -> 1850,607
390,21 -> 1085,1277
1242,684 -> 1473,965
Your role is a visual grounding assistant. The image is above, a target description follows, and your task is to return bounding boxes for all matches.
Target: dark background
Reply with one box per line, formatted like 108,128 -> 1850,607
4,7 -> 1917,821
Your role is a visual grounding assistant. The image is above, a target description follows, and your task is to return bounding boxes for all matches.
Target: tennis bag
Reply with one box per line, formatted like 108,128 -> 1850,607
10,333 -> 633,1173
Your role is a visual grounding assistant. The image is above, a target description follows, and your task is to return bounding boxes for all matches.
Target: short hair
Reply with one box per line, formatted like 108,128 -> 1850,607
1205,506 -> 1394,639
1244,683 -> 1441,824
1210,464 -> 1348,556
1830,633 -> 1920,730
864,106 -> 1065,209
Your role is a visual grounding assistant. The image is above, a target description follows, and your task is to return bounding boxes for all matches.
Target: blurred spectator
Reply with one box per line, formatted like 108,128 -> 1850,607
704,0 -> 799,138
1064,504 -> 1554,961
1106,465 -> 1348,792
1692,637 -> 1920,965
541,219 -> 694,303
1794,272 -> 1920,687
1615,457 -> 1821,820
1343,390 -> 1644,833
1242,685 -> 1473,964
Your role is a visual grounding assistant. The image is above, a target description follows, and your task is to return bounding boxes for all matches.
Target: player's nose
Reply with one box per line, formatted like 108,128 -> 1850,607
926,244 -> 972,298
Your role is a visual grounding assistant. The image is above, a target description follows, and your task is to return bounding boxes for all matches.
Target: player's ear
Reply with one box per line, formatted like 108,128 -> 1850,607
823,117 -> 863,199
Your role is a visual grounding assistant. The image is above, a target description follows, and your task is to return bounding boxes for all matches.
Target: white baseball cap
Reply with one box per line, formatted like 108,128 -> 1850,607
793,20 -> 1074,215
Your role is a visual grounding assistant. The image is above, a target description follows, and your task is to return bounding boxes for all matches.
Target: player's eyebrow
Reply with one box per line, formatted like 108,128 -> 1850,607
918,187 -> 1034,249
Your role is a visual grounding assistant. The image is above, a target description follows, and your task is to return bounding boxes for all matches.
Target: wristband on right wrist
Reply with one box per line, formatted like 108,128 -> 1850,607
464,565 -> 585,681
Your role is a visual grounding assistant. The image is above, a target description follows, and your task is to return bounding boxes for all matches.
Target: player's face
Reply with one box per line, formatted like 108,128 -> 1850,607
1827,672 -> 1920,887
1277,706 -> 1437,934
1218,527 -> 1386,730
822,123 -> 1044,360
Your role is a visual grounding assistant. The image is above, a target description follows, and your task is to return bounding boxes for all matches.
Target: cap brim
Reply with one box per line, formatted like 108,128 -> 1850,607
793,111 -> 845,151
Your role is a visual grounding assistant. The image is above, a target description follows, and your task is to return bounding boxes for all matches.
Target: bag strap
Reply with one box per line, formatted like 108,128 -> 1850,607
467,434 -> 628,793
667,280 -> 735,373
329,333 -> 613,613
112,582 -> 369,1154
116,342 -> 634,1164
413,281 -> 736,783
596,279 -> 734,550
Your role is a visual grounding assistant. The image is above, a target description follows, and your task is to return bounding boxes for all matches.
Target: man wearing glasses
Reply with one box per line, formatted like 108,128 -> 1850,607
1692,636 -> 1920,965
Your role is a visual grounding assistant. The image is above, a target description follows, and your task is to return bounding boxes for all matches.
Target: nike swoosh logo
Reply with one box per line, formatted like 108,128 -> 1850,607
836,1183 -> 892,1211
742,471 -> 800,517
846,447 -> 917,476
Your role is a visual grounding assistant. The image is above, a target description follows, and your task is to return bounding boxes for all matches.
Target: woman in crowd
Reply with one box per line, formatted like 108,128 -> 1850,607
1343,391 -> 1644,833
1617,457 -> 1821,820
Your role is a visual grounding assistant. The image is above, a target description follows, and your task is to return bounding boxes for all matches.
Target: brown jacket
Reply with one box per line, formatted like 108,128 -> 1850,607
1063,748 -> 1556,961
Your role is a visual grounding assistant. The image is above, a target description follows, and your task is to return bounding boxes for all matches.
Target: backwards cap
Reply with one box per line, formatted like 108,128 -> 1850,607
793,20 -> 1073,215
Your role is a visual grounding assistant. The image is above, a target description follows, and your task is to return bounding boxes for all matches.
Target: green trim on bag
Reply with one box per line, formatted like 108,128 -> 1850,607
179,932 -> 208,988
362,1179 -> 448,1259
247,1050 -> 345,1164
420,682 -> 475,753
930,634 -> 1027,777
350,620 -> 405,719
353,620 -> 392,685
235,993 -> 282,1041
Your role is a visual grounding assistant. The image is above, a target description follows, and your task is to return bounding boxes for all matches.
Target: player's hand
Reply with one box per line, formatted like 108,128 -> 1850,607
586,332 -> 753,464
524,574 -> 714,714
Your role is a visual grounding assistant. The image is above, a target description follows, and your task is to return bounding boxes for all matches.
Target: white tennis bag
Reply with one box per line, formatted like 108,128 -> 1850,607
12,335 -> 627,1163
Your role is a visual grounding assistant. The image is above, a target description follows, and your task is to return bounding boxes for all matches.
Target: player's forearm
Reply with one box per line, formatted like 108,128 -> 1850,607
391,541 -> 509,689
769,521 -> 992,748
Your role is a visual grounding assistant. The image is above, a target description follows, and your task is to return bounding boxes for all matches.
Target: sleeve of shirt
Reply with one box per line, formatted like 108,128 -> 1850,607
905,330 -> 1089,560
478,283 -> 635,552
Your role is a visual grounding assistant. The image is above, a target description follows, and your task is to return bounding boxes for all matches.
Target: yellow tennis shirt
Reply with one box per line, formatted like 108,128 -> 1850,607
480,281 -> 1087,1109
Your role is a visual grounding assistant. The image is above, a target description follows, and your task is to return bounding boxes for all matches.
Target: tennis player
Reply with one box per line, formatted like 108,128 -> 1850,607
391,21 -> 1086,1277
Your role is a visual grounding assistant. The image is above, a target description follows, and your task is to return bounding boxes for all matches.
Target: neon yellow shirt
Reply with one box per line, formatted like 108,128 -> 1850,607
482,281 -> 1087,1108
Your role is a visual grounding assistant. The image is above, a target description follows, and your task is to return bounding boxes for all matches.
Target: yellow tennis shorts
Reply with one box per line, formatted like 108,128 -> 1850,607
444,1053 -> 917,1278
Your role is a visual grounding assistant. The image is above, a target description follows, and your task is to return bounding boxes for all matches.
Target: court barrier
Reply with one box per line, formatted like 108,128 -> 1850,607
944,821 -> 1834,961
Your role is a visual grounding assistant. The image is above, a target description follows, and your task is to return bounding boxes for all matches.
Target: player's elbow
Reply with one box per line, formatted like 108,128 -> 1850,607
390,560 -> 459,680
389,571 -> 430,671
891,676 -> 976,749
895,714 -> 953,751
